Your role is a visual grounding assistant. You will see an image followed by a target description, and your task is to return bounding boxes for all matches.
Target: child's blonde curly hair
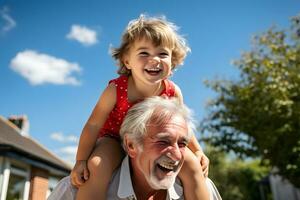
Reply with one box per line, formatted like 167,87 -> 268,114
111,14 -> 191,75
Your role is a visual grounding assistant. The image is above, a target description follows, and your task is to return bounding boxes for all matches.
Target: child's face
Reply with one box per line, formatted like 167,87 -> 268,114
123,37 -> 172,85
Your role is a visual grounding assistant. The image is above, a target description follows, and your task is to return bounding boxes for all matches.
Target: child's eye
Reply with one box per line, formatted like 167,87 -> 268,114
139,52 -> 149,56
159,52 -> 169,58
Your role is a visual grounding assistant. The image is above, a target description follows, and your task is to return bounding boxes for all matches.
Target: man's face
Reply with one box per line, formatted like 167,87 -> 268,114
129,114 -> 189,190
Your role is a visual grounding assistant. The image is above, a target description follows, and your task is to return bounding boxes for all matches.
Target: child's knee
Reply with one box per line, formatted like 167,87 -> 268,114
87,153 -> 118,177
87,155 -> 103,175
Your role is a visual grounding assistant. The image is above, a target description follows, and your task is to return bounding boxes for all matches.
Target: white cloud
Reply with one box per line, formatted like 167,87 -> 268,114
50,132 -> 64,142
56,145 -> 77,165
65,135 -> 78,143
50,132 -> 79,143
59,146 -> 78,155
50,132 -> 79,165
66,24 -> 98,46
62,155 -> 76,166
10,50 -> 82,86
0,6 -> 16,33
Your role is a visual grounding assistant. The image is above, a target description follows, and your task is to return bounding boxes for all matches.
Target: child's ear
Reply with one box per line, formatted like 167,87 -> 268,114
122,55 -> 131,69
124,135 -> 137,158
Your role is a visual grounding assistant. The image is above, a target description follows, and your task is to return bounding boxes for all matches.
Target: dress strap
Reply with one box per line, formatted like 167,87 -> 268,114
163,79 -> 176,97
109,76 -> 129,104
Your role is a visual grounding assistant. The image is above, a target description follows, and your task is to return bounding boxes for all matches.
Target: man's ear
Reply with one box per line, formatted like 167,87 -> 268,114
124,135 -> 137,158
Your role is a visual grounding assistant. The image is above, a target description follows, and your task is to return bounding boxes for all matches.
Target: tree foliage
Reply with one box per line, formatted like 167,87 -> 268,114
200,13 -> 300,187
205,146 -> 271,200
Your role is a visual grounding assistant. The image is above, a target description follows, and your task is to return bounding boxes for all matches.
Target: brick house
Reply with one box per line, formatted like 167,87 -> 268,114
0,115 -> 71,200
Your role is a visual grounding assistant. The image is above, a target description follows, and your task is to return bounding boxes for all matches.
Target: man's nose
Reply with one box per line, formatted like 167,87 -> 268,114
167,145 -> 182,161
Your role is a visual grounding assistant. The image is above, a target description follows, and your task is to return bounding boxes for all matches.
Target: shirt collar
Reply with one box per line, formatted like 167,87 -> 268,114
117,156 -> 136,199
117,156 -> 183,200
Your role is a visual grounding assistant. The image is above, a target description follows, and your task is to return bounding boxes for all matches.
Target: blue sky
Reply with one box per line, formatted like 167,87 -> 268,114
1,0 -> 299,164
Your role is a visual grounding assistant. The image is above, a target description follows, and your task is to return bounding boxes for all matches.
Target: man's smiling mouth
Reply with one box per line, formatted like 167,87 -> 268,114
157,159 -> 179,172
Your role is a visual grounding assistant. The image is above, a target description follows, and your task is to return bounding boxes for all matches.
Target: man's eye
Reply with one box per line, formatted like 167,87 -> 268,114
178,142 -> 188,148
157,141 -> 169,145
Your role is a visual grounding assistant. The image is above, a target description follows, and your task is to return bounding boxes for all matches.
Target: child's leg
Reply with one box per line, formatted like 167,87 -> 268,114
76,137 -> 124,200
178,148 -> 210,200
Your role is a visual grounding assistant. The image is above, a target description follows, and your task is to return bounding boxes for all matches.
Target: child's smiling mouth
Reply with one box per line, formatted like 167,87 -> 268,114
145,67 -> 162,76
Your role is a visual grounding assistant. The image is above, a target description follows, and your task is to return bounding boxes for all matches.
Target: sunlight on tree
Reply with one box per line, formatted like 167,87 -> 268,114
200,13 -> 300,187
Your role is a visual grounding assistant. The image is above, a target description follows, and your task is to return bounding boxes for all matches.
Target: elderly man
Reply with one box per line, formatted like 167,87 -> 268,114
48,97 -> 220,200
107,96 -> 213,200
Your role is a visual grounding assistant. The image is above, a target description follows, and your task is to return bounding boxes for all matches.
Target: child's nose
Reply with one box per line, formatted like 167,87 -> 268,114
149,56 -> 160,64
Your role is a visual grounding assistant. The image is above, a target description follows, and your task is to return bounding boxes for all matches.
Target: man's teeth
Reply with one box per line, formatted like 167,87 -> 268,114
158,160 -> 179,170
159,163 -> 175,170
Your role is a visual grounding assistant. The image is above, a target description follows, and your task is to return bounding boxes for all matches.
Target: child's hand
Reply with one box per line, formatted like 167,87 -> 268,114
195,151 -> 209,177
70,160 -> 89,187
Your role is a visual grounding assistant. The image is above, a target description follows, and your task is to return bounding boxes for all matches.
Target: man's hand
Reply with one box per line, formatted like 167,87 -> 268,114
70,160 -> 89,188
194,151 -> 209,177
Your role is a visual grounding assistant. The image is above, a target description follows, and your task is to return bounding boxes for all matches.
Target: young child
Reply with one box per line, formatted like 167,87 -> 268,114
71,14 -> 209,200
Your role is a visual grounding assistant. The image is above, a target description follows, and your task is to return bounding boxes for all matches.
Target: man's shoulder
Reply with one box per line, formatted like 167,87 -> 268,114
167,178 -> 184,200
107,156 -> 135,200
107,167 -> 122,199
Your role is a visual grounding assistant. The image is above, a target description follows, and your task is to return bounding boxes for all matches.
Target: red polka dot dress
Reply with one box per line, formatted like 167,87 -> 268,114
99,75 -> 176,139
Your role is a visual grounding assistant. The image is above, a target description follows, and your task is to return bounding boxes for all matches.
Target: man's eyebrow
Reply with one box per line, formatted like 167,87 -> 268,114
154,132 -> 171,139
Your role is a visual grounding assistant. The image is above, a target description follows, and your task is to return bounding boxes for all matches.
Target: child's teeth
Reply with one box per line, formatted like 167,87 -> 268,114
147,68 -> 160,71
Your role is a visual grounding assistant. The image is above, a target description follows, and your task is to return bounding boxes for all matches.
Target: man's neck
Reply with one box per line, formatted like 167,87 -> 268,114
134,186 -> 167,200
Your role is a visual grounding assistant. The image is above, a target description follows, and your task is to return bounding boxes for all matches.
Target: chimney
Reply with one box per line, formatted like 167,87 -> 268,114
8,115 -> 30,137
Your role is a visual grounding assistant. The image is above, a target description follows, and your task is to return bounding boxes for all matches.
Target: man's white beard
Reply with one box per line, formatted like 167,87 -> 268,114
136,145 -> 179,190
147,171 -> 177,190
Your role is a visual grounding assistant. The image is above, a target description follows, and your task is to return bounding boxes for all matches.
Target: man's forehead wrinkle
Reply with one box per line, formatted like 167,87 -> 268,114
148,132 -> 168,140
146,124 -> 187,135
150,132 -> 189,142
146,122 -> 187,128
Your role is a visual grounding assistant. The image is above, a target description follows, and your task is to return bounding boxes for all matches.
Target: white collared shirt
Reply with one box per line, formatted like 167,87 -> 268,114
47,157 -> 221,200
107,156 -> 184,200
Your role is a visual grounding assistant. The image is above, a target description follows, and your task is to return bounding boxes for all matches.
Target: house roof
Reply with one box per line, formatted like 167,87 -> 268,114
0,116 -> 71,173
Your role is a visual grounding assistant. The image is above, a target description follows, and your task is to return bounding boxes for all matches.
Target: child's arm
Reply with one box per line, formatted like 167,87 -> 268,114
71,83 -> 117,187
187,134 -> 209,177
174,84 -> 209,177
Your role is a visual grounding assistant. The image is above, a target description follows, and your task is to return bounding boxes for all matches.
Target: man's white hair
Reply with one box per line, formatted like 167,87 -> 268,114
119,96 -> 196,151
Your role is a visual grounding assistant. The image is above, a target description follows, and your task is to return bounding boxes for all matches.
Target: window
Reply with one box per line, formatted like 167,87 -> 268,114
0,159 -> 30,200
6,173 -> 26,200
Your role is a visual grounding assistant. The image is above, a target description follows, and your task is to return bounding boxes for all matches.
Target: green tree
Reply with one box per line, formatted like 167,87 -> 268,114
200,13 -> 300,187
205,146 -> 271,200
